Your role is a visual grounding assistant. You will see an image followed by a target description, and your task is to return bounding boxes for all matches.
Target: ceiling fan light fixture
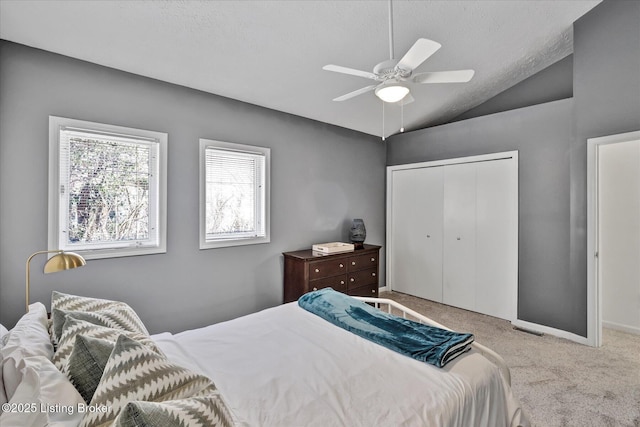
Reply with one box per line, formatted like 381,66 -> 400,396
375,83 -> 410,103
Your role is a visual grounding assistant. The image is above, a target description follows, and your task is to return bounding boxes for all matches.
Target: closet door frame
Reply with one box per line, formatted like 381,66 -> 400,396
386,150 -> 519,319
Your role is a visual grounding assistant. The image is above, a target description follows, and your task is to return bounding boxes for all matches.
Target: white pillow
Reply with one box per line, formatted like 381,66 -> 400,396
0,324 -> 9,342
1,303 -> 53,401
0,356 -> 84,427
1,304 -> 52,360
1,324 -> 8,405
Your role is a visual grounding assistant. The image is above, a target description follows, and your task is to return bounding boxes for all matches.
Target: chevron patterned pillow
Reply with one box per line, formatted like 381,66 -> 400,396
53,317 -> 163,373
52,306 -> 149,344
113,395 -> 236,427
50,292 -> 149,346
52,291 -> 127,313
80,334 -> 219,427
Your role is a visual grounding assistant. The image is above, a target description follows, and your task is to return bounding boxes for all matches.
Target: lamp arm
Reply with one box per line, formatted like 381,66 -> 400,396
26,250 -> 63,312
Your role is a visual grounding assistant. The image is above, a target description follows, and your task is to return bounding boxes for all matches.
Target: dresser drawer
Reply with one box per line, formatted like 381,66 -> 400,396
347,267 -> 378,290
347,253 -> 379,272
348,282 -> 378,297
308,259 -> 347,280
309,275 -> 347,293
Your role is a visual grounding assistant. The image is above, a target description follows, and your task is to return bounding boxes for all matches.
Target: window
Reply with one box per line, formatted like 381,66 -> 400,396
200,139 -> 270,249
49,116 -> 167,259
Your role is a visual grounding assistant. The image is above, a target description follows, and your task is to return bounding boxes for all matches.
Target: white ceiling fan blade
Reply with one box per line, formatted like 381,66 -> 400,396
323,64 -> 378,80
396,38 -> 441,71
413,70 -> 475,84
332,84 -> 378,101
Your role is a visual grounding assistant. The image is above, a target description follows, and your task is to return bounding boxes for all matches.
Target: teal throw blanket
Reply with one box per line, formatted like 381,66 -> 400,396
298,288 -> 474,368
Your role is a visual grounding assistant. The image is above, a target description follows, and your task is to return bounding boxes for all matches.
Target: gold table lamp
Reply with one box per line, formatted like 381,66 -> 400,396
26,250 -> 86,312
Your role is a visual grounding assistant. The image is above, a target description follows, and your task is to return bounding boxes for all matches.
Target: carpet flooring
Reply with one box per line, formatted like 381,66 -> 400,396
380,291 -> 640,427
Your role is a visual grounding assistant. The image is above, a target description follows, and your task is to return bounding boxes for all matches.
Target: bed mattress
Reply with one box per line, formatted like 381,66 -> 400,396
152,302 -> 527,427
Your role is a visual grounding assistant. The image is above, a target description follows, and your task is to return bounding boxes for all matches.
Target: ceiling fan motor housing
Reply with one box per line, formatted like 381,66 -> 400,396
373,59 -> 412,81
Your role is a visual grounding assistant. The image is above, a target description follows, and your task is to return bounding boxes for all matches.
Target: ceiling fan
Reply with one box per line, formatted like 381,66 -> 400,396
323,1 -> 474,104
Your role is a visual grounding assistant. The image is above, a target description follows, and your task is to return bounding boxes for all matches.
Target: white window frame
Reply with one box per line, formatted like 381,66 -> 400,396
48,116 -> 167,260
199,139 -> 270,249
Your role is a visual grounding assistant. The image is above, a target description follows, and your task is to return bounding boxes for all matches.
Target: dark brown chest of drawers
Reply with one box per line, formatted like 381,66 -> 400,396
283,244 -> 381,303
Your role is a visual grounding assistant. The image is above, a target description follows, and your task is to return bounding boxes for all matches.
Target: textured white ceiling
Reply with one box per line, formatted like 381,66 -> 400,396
0,0 -> 600,137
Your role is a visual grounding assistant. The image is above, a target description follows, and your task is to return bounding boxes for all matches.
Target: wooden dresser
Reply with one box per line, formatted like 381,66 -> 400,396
283,244 -> 381,303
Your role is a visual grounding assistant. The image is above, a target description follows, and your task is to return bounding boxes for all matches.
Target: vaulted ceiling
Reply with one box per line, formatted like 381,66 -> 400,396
0,0 -> 601,137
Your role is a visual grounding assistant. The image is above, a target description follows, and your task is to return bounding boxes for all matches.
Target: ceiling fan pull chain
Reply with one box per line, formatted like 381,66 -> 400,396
401,101 -> 405,133
382,101 -> 386,141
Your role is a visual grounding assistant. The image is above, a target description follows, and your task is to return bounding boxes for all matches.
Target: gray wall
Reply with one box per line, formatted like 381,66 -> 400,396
451,54 -> 573,123
0,41 -> 386,332
387,99 -> 574,332
387,0 -> 640,337
569,0 -> 640,335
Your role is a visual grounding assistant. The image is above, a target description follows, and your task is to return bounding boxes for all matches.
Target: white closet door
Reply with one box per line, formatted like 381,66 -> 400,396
442,163 -> 476,311
390,167 -> 443,301
475,159 -> 518,320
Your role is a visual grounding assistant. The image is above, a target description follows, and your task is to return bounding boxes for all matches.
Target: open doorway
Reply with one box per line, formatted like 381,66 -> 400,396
587,130 -> 640,347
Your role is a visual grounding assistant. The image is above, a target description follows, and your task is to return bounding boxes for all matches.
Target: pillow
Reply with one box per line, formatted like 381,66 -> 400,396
51,292 -> 149,345
51,307 -> 149,345
1,324 -> 7,406
81,334 -> 216,427
113,395 -> 237,427
1,303 -> 54,401
0,324 -> 9,341
66,335 -> 114,404
0,355 -> 85,427
1,303 -> 53,360
53,317 -> 163,373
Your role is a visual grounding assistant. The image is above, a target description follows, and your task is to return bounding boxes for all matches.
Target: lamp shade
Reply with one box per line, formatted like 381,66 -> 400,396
43,251 -> 86,273
375,83 -> 410,103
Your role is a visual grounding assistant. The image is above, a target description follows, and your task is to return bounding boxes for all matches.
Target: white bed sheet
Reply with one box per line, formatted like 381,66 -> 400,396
153,302 -> 528,427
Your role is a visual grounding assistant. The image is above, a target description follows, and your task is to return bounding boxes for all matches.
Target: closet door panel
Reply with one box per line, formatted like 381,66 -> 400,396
442,163 -> 476,311
390,167 -> 443,301
475,160 -> 518,320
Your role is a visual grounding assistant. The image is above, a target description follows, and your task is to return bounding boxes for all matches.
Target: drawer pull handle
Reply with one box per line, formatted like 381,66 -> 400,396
350,278 -> 355,282
340,280 -> 345,285
339,263 -> 344,268
315,268 -> 320,273
372,272 -> 376,277
372,289 -> 376,294
351,261 -> 356,266
312,287 -> 318,291
371,257 -> 375,262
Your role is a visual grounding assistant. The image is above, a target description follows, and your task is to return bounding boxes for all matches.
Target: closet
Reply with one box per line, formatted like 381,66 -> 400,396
386,151 -> 518,321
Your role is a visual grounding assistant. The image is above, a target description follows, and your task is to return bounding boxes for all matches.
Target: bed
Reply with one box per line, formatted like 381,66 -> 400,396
1,291 -> 530,427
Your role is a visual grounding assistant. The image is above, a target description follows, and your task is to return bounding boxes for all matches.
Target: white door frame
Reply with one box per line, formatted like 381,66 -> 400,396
586,130 -> 640,347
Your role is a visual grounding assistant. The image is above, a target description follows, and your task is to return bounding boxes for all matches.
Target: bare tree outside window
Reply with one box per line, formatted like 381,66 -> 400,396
49,116 -> 167,259
200,139 -> 270,249
67,137 -> 151,244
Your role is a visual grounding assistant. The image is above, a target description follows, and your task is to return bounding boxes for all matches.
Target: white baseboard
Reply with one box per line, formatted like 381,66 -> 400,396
512,319 -> 591,346
378,285 -> 389,293
603,320 -> 640,336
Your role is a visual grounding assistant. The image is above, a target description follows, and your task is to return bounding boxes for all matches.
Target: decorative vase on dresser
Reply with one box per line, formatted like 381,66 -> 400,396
282,244 -> 381,303
349,218 -> 367,249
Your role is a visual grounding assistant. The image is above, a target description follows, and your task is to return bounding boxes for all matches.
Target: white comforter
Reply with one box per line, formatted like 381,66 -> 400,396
152,302 -> 528,427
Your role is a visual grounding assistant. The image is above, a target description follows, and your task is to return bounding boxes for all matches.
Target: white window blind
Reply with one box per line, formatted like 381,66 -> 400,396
49,117 -> 167,259
200,139 -> 270,249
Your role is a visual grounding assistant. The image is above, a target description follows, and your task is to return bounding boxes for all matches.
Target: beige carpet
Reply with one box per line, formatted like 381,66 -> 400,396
380,291 -> 640,427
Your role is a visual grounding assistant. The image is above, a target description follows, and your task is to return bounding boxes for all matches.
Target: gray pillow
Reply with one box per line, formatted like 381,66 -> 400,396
114,396 -> 237,427
67,335 -> 114,404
